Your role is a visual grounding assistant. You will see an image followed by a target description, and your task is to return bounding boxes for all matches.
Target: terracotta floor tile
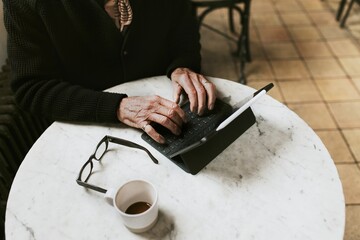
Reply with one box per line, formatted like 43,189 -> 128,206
278,80 -> 322,103
327,39 -> 360,57
319,26 -> 351,40
251,1 -> 276,13
252,12 -> 282,26
296,41 -> 332,58
336,164 -> 360,204
305,58 -> 346,78
250,27 -> 261,42
288,26 -> 322,41
308,11 -> 338,26
279,12 -> 312,26
344,205 -> 360,240
315,78 -> 360,101
248,46 -> 265,62
274,0 -> 302,12
316,130 -> 355,164
247,80 -> 284,102
342,129 -> 360,162
199,10 -> 224,26
201,49 -> 238,81
348,25 -> 360,40
271,60 -> 310,79
263,42 -> 299,59
287,102 -> 337,130
250,41 -> 267,60
202,61 -> 239,82
245,60 -> 275,80
352,77 -> 360,92
298,0 -> 328,11
328,101 -> 360,128
339,57 -> 360,76
201,41 -> 232,61
257,26 -> 291,42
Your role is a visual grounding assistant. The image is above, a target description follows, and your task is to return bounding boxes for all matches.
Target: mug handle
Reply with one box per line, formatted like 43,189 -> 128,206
104,188 -> 116,206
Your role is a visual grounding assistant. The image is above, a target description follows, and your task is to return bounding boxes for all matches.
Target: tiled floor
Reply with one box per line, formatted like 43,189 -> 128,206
199,0 -> 360,239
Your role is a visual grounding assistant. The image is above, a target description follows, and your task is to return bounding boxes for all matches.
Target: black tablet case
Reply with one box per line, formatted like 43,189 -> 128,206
144,107 -> 256,175
172,107 -> 255,174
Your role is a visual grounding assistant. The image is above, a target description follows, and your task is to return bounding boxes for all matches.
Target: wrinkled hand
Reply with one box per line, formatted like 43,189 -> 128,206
171,68 -> 216,115
117,96 -> 187,144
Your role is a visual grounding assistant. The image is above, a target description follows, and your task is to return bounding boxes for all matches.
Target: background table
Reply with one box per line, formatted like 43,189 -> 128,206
5,76 -> 345,239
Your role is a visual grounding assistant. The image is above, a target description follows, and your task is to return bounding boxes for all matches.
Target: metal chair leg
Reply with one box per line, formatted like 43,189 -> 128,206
238,0 -> 251,84
340,0 -> 356,27
337,0 -> 347,21
228,7 -> 235,33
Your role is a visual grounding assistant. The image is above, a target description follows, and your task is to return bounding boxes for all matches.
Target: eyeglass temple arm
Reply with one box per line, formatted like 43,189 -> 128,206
76,179 -> 107,194
107,136 -> 159,164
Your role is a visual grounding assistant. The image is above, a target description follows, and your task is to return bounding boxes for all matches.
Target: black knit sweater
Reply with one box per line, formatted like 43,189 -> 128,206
3,0 -> 201,123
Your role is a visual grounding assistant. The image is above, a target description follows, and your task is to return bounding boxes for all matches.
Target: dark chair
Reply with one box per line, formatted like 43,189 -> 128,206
190,0 -> 251,84
337,0 -> 360,27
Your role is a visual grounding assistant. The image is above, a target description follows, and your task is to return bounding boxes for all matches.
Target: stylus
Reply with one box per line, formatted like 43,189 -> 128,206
232,83 -> 274,110
169,140 -> 203,158
215,90 -> 266,132
253,83 -> 274,97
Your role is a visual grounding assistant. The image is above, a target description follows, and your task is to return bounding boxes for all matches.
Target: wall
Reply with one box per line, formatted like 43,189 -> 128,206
0,1 -> 7,67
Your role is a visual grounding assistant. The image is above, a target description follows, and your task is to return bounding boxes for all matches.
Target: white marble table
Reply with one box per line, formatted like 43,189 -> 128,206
5,76 -> 345,240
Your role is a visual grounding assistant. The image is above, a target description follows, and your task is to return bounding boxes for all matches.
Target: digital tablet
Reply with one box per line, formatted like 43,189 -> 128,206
141,83 -> 274,158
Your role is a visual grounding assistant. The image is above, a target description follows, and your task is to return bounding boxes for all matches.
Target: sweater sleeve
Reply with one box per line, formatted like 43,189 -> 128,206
166,0 -> 202,78
3,0 -> 126,123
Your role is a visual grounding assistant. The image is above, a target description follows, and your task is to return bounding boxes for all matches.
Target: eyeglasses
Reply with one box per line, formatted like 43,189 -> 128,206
76,135 -> 158,193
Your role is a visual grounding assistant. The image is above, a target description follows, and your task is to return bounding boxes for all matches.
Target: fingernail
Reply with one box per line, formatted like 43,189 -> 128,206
159,136 -> 166,144
191,105 -> 197,113
209,104 -> 214,110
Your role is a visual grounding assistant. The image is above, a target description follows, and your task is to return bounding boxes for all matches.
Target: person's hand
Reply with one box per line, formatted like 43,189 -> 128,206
117,96 -> 187,144
171,68 -> 216,116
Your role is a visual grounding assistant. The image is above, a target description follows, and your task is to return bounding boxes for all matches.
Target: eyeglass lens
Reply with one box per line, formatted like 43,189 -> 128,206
80,160 -> 93,182
94,140 -> 107,160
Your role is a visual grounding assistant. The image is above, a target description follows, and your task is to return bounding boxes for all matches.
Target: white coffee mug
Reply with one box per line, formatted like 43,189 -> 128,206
105,179 -> 159,233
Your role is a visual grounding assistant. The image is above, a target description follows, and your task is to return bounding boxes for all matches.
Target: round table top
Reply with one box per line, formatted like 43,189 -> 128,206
5,76 -> 345,240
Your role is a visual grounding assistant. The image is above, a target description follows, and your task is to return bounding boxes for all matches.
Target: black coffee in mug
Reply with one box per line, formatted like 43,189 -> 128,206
125,202 -> 152,214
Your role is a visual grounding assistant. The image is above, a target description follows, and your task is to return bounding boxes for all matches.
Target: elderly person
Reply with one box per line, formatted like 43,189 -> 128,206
3,0 -> 216,143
